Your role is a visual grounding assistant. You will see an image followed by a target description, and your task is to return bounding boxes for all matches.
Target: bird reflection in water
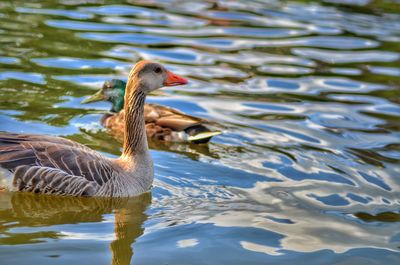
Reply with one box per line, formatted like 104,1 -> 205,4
0,191 -> 151,265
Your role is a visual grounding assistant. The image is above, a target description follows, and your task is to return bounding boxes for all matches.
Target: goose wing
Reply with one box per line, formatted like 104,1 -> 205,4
0,132 -> 93,151
0,132 -> 116,196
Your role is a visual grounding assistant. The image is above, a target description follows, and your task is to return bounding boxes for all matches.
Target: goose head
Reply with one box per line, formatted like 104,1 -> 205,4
121,61 -> 188,156
82,61 -> 187,111
128,60 -> 188,94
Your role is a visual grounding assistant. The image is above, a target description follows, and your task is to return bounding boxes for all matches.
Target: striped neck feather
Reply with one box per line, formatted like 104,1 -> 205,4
122,85 -> 147,157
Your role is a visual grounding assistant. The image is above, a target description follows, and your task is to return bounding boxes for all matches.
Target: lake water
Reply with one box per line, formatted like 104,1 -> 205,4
0,0 -> 399,264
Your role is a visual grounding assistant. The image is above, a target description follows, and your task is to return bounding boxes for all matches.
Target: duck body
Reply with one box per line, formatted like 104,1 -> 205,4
0,61 -> 187,197
101,103 -> 217,143
83,79 -> 221,144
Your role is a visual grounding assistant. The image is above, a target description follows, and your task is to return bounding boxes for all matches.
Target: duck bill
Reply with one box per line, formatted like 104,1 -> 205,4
164,70 -> 188,86
81,90 -> 106,104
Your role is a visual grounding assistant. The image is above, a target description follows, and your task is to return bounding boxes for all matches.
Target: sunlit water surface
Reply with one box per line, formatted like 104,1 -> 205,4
0,0 -> 399,264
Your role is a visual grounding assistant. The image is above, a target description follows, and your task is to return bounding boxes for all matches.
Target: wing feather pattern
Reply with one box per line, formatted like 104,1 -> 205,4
13,166 -> 99,196
0,132 -> 117,196
101,104 -> 212,142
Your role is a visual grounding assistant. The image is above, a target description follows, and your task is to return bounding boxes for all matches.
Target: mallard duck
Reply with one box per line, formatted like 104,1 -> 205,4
0,60 -> 188,197
82,79 -> 221,144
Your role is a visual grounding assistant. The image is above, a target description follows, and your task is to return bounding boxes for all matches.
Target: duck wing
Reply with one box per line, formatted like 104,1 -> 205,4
144,104 -> 207,131
102,105 -> 206,132
0,132 -> 116,196
100,105 -> 221,143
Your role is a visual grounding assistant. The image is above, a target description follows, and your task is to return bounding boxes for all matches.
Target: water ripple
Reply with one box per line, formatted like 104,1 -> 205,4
293,48 -> 400,64
1,0 -> 400,264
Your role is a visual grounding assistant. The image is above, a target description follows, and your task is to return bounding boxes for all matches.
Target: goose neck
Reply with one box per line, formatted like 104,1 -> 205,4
121,89 -> 148,158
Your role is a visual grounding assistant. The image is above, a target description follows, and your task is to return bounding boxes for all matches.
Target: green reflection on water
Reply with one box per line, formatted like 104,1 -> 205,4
1,0 -> 400,264
0,191 -> 151,265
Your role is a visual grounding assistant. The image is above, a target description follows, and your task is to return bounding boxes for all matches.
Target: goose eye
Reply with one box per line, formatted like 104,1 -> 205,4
154,67 -> 162,74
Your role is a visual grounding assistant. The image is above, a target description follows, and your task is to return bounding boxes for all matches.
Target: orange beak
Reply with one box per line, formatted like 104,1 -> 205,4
164,70 -> 188,86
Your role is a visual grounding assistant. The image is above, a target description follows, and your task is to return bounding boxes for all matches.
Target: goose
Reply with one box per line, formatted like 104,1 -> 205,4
0,60 -> 188,197
82,79 -> 221,143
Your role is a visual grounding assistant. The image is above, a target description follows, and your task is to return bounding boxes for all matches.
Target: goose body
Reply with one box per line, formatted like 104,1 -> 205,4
0,133 -> 153,197
0,61 -> 188,197
83,79 -> 221,143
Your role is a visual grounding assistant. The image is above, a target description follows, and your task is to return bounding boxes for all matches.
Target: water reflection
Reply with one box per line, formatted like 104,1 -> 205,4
0,191 -> 151,265
0,0 -> 400,263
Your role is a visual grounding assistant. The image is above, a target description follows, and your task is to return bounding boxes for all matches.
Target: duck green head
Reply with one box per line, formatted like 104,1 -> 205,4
82,79 -> 126,112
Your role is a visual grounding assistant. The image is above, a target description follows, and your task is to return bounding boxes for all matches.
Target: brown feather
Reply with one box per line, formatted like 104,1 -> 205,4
145,103 -> 205,131
13,165 -> 99,196
101,104 -> 211,142
0,60 -> 187,197
0,132 -> 118,195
